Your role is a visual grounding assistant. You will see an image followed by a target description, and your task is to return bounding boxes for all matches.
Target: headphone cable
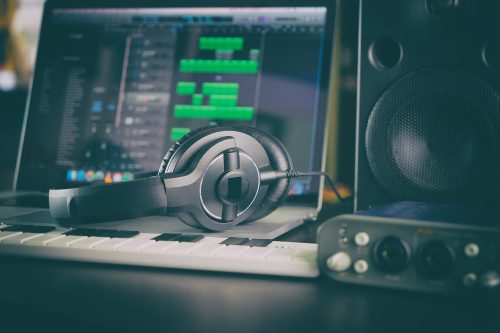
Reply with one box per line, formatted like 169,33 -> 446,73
261,169 -> 350,203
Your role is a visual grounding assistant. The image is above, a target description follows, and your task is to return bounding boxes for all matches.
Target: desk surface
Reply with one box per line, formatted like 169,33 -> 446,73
0,205 -> 498,333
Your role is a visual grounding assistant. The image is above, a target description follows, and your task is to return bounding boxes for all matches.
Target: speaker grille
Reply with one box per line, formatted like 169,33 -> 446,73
366,67 -> 500,204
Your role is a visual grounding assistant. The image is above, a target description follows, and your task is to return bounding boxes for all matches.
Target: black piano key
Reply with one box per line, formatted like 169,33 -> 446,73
109,230 -> 140,238
25,225 -> 56,234
64,229 -> 139,238
244,239 -> 273,247
90,229 -> 122,238
173,235 -> 204,243
65,228 -> 98,236
1,225 -> 32,232
1,225 -> 56,233
220,237 -> 249,246
153,233 -> 181,241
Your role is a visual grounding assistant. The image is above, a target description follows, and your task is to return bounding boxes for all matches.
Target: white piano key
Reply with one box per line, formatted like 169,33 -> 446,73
189,243 -> 226,257
199,237 -> 227,245
167,237 -> 225,256
117,239 -> 155,252
114,233 -> 158,252
186,237 -> 225,254
163,242 -> 202,255
214,245 -> 249,258
23,233 -> 65,246
1,233 -> 44,245
92,237 -> 133,251
69,237 -> 110,249
94,233 -> 157,251
46,236 -> 88,247
0,231 -> 22,242
293,249 -> 317,262
140,241 -> 178,254
239,246 -> 274,260
265,248 -> 300,262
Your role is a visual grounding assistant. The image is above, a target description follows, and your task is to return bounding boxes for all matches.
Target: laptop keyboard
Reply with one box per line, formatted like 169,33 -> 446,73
0,223 -> 319,277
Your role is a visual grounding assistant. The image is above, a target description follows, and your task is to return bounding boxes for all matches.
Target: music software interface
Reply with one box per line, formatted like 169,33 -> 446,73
18,7 -> 329,195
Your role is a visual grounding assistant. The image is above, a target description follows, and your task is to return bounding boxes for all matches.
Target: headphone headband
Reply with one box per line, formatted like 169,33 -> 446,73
49,176 -> 167,227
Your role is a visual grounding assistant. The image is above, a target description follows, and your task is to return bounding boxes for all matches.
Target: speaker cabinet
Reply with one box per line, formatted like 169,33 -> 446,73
355,0 -> 500,210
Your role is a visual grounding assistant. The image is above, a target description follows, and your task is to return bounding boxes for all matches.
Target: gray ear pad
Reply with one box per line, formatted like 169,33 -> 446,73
158,126 -> 217,175
160,126 -> 293,222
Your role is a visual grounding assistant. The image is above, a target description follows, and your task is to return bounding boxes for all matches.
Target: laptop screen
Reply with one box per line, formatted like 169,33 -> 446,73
15,1 -> 335,205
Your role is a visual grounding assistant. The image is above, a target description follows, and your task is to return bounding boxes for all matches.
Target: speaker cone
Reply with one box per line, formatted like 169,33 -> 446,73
365,67 -> 500,204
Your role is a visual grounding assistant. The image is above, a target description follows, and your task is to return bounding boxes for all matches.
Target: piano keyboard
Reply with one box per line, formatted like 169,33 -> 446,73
0,223 -> 319,278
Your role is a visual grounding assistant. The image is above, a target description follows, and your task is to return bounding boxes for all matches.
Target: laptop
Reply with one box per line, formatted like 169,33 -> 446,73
2,0 -> 336,240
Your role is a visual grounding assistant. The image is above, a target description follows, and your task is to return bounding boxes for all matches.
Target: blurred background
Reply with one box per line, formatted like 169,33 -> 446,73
0,0 -> 358,196
0,0 -> 43,189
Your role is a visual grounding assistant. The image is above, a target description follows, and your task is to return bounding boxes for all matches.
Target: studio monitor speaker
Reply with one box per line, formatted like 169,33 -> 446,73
355,0 -> 500,210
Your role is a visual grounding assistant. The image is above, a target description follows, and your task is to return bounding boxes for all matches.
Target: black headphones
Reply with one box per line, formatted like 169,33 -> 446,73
49,126 -> 296,231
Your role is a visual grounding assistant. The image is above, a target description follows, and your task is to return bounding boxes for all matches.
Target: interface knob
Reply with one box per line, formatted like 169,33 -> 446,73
481,271 -> 500,289
354,260 -> 369,274
326,252 -> 352,272
464,243 -> 480,258
462,273 -> 477,287
354,232 -> 370,247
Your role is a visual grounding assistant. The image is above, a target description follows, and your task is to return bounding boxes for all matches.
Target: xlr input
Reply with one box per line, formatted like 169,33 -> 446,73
417,240 -> 455,279
373,236 -> 412,274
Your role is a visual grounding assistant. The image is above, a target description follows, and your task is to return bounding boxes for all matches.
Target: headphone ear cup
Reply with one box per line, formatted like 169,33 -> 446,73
159,125 -> 293,227
236,127 -> 293,222
158,126 -> 215,175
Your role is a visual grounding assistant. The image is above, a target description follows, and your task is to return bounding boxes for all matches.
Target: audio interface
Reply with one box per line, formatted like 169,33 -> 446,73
317,203 -> 500,295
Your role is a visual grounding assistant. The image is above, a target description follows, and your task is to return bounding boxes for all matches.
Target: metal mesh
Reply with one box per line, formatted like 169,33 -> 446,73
366,67 -> 500,204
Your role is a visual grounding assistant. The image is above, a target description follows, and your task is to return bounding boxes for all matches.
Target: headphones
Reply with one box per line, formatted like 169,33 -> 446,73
49,126 -> 296,231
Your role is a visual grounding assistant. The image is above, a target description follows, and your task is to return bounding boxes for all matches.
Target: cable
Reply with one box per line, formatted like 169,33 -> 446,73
261,169 -> 350,203
141,167 -> 349,202
285,170 -> 349,203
